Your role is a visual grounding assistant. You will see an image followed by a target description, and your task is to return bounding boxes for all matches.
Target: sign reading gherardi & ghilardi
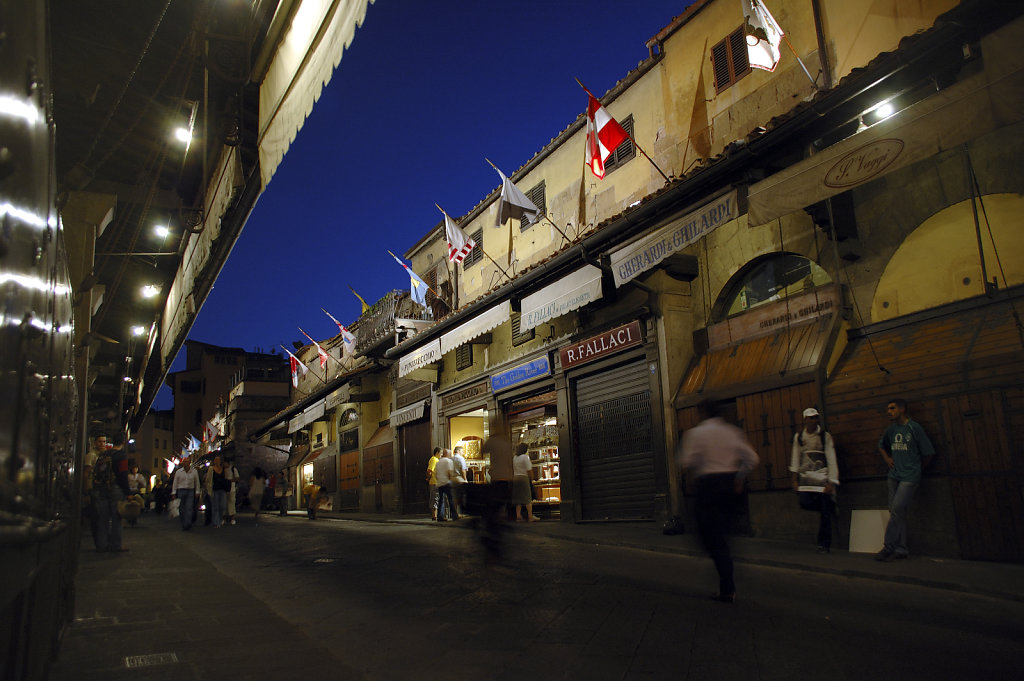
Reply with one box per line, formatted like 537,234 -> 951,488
559,320 -> 643,370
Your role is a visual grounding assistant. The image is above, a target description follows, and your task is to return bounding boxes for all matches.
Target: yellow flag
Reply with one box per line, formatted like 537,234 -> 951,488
348,285 -> 370,313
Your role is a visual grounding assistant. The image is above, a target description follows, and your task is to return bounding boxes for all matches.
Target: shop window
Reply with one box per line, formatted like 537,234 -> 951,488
602,115 -> 635,174
509,391 -> 560,507
714,253 -> 832,321
711,27 -> 750,93
455,344 -> 473,371
520,181 -> 546,230
463,228 -> 484,267
339,428 -> 359,452
511,312 -> 535,347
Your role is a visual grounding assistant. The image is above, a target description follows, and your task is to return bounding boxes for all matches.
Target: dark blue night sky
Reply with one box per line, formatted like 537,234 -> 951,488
154,0 -> 691,408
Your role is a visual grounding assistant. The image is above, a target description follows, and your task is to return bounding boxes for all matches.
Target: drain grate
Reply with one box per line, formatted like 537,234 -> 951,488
124,652 -> 179,668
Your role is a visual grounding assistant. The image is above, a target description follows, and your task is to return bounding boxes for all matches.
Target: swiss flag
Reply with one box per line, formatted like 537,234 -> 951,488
586,94 -> 629,179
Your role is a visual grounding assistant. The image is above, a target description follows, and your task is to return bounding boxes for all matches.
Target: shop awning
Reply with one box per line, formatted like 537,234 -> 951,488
520,266 -> 603,331
440,301 -> 511,354
747,49 -> 1024,226
398,338 -> 442,378
390,401 -> 427,427
259,0 -> 373,188
285,444 -> 310,468
288,400 -> 325,433
365,424 -> 393,448
675,315 -> 837,407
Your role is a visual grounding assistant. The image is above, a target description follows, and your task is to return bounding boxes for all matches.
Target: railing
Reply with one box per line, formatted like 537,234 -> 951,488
350,290 -> 434,355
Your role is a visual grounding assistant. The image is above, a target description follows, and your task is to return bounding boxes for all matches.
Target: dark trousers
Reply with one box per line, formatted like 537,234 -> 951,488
695,473 -> 740,597
437,484 -> 456,520
799,492 -> 835,549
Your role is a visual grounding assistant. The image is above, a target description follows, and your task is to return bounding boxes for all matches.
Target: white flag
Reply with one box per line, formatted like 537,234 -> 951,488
743,0 -> 784,72
441,207 -> 475,263
493,164 -> 540,227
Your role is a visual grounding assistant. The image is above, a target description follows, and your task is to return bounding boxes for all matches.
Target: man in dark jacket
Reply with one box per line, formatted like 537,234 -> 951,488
91,434 -> 129,552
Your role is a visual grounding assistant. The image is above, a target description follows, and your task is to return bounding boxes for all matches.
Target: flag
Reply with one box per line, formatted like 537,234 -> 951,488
389,252 -> 429,307
491,162 -> 540,227
440,206 -> 475,263
204,420 -> 218,443
585,93 -> 629,179
189,434 -> 201,453
743,0 -> 784,72
299,327 -> 329,368
348,285 -> 370,313
282,346 -> 309,388
321,308 -> 356,354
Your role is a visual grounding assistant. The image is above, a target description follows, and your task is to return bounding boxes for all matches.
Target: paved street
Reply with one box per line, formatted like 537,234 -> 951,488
51,513 -> 1024,681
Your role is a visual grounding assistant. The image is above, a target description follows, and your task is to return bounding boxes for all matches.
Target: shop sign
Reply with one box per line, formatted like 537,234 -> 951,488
609,189 -> 738,287
325,384 -> 350,410
398,338 -> 442,378
559,320 -> 642,370
390,401 -> 427,427
440,379 -> 491,411
707,285 -> 839,350
288,400 -> 325,433
491,356 -> 551,392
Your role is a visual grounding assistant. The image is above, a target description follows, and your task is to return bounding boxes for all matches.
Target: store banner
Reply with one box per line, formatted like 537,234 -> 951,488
559,320 -> 643,370
398,338 -> 442,378
325,384 -> 351,410
390,401 -> 427,427
288,400 -> 325,434
491,356 -> 551,392
440,301 -> 511,354
609,189 -> 739,287
520,265 -> 604,331
440,379 -> 491,412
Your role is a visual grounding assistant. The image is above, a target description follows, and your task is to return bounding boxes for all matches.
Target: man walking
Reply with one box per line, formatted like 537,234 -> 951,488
679,400 -> 759,603
876,398 -> 935,561
172,457 -> 201,531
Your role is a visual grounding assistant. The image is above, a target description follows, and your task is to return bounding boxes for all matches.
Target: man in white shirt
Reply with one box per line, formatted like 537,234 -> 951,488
434,450 -> 458,521
171,458 -> 201,531
451,445 -> 468,516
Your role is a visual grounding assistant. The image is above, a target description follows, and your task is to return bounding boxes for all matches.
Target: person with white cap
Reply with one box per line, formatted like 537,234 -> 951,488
790,407 -> 838,553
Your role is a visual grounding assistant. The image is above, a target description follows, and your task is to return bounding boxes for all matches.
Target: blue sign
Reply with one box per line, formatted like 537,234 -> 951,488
491,356 -> 550,392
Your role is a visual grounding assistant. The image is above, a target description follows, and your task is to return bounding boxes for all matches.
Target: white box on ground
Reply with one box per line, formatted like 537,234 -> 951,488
849,509 -> 890,553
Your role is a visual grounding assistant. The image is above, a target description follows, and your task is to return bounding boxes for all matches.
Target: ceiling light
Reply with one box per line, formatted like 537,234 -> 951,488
141,284 -> 160,299
131,325 -> 147,337
875,102 -> 894,119
123,376 -> 132,382
174,127 -> 191,144
154,224 -> 170,238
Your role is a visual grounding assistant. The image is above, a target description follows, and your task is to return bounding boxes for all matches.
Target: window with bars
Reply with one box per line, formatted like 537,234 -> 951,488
511,312 -> 535,346
455,343 -> 473,371
463,228 -> 484,267
520,181 -> 546,230
711,27 -> 750,93
602,115 -> 635,174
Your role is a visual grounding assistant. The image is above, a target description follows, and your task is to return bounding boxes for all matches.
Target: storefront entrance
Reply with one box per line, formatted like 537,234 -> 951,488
507,390 -> 560,517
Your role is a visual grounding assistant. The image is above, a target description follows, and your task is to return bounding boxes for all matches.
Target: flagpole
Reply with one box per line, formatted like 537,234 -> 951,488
575,78 -> 671,184
279,344 -> 326,386
781,33 -> 818,89
435,219 -> 457,312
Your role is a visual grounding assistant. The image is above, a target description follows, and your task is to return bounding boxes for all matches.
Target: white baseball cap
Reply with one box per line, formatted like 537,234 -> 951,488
803,407 -> 820,418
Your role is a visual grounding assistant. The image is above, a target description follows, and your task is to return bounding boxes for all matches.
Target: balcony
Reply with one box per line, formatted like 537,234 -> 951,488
350,290 -> 434,357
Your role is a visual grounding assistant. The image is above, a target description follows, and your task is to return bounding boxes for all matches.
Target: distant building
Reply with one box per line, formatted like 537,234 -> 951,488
132,409 -> 173,482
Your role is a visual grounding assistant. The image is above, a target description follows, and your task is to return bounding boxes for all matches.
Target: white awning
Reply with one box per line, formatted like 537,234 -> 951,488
288,400 -> 325,434
747,50 -> 1024,226
259,0 -> 374,188
520,265 -> 603,331
440,301 -> 511,354
390,401 -> 427,427
398,338 -> 442,378
325,384 -> 350,410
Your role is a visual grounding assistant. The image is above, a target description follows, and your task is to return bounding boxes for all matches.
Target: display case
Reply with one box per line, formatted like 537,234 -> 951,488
530,446 -> 560,502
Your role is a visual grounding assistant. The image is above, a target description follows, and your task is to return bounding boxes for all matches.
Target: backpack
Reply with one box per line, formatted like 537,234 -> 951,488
92,453 -> 115,489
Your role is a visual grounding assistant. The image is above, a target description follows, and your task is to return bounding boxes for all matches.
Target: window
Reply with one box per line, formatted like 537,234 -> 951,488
711,27 -> 750,93
154,438 -> 159,449
455,343 -> 473,371
339,428 -> 359,452
511,312 -> 535,347
180,380 -> 200,393
463,228 -> 484,267
714,254 -> 832,321
602,115 -> 635,174
520,181 -> 546,230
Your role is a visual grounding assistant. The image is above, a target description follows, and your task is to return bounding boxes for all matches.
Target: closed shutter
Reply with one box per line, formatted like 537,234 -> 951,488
575,360 -> 656,520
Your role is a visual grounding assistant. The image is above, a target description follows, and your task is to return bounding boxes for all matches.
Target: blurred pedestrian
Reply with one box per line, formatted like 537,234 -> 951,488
512,443 -> 538,522
274,470 -> 291,516
303,479 -> 327,519
90,435 -> 128,552
249,467 -> 266,523
790,407 -> 839,553
172,457 -> 201,531
207,455 -> 230,527
875,398 -> 935,562
679,400 -> 759,603
452,445 -> 468,516
225,458 -> 240,525
426,447 -> 441,521
435,449 -> 457,521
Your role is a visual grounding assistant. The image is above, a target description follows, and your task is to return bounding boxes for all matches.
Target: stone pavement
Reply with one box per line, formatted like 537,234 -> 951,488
47,510 -> 1024,681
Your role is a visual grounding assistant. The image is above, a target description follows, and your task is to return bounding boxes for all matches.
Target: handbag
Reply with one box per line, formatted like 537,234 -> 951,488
168,497 -> 180,518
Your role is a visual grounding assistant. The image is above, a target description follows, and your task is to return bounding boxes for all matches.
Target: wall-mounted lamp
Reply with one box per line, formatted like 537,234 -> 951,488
141,284 -> 160,299
154,224 -> 171,239
131,325 -> 147,337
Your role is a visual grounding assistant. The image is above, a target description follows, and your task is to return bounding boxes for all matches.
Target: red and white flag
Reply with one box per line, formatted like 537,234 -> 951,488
299,327 -> 329,368
203,420 -> 218,443
585,93 -> 629,179
281,346 -> 309,388
321,307 -> 356,354
743,0 -> 784,72
439,206 -> 475,263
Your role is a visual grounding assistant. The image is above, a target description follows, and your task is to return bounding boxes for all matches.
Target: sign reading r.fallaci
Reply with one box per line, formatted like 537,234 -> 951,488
491,356 -> 551,392
609,189 -> 739,287
559,320 -> 643,370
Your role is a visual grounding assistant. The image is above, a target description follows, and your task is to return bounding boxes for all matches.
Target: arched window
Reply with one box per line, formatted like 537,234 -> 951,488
714,253 -> 831,321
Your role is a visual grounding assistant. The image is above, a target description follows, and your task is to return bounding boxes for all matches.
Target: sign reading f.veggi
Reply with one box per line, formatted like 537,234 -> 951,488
610,189 -> 739,287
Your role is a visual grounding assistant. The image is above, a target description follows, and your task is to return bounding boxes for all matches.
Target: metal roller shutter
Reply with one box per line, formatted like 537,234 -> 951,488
575,360 -> 656,520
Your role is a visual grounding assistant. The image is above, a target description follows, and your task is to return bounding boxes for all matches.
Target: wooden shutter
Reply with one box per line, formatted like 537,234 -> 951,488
463,228 -> 483,267
520,181 -> 546,230
455,343 -> 473,371
712,27 -> 750,93
604,115 -> 635,172
511,311 -> 535,346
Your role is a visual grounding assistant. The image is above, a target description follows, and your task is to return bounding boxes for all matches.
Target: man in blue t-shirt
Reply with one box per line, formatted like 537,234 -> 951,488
875,398 -> 935,561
